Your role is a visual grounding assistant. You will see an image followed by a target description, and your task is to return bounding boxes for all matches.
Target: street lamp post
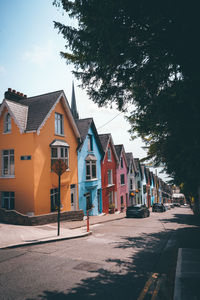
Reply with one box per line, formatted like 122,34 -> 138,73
52,159 -> 67,236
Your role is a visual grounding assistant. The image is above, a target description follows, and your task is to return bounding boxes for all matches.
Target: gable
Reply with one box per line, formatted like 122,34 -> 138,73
1,89 -> 80,138
0,100 -> 28,134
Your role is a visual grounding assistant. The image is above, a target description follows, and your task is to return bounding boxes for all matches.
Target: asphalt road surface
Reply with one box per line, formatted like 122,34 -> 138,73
0,206 -> 199,300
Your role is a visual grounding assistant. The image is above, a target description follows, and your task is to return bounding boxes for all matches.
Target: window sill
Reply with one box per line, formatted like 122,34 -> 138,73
0,175 -> 15,179
55,133 -> 65,137
3,131 -> 11,134
120,183 -> 125,186
107,184 -> 115,188
51,169 -> 70,173
85,178 -> 97,182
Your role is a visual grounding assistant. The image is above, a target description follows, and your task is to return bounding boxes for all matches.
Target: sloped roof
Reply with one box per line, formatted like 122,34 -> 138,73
99,134 -> 110,152
1,90 -> 80,137
114,144 -> 128,167
76,118 -> 104,156
19,90 -> 63,131
125,152 -> 137,173
98,133 -> 119,163
76,118 -> 93,143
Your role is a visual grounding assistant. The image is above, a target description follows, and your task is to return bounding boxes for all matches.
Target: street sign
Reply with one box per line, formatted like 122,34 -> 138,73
52,159 -> 67,176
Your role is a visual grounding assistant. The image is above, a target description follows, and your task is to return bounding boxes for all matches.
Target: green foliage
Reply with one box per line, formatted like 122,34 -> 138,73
53,1 -> 200,200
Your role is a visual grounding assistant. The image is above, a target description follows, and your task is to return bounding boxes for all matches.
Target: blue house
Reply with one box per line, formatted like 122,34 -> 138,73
70,83 -> 103,215
76,118 -> 103,215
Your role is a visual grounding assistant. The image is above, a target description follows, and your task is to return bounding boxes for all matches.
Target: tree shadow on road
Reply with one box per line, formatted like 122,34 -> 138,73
27,212 -> 200,300
161,212 -> 200,227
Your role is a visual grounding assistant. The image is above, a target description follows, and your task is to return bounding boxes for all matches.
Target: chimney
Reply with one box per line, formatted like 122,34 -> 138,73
4,88 -> 27,102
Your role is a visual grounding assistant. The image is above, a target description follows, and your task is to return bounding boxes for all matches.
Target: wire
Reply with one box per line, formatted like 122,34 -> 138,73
97,104 -> 134,130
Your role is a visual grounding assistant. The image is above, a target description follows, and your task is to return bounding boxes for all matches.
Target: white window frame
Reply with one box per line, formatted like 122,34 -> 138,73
1,191 -> 15,210
4,113 -> 11,133
2,149 -> 15,177
51,146 -> 69,170
86,160 -> 97,180
107,169 -> 113,185
107,147 -> 111,161
55,112 -> 64,135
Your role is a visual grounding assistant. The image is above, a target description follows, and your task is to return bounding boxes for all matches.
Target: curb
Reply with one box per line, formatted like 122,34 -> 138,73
1,231 -> 92,250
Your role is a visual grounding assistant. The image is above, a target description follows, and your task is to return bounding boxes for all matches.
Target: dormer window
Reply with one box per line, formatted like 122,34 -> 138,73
55,113 -> 64,135
88,134 -> 93,151
4,113 -> 11,133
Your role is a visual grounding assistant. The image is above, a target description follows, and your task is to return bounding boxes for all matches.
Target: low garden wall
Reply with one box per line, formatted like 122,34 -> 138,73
0,208 -> 84,226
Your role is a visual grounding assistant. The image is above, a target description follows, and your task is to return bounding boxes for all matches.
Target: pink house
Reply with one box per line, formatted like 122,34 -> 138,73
114,145 -> 129,211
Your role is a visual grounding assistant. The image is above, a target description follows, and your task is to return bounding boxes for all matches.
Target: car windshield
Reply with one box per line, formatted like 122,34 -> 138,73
128,206 -> 142,210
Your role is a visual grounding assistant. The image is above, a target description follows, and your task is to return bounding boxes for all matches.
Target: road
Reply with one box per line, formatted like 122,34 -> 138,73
0,206 -> 199,300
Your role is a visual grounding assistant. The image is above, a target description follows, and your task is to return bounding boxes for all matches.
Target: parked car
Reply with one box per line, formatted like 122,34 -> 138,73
173,203 -> 181,207
170,203 -> 174,208
126,205 -> 150,218
152,203 -> 166,212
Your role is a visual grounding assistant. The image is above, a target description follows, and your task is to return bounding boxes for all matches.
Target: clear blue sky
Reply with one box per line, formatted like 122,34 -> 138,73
0,0 -> 169,180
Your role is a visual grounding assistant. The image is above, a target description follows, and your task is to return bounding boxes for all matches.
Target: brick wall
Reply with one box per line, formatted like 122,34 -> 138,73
0,208 -> 84,226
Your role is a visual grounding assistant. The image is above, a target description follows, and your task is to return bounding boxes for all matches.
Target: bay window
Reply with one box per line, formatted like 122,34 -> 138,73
86,160 -> 97,180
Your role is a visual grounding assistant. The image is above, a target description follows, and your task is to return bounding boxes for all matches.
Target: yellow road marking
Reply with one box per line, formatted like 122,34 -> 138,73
151,277 -> 162,300
137,273 -> 159,300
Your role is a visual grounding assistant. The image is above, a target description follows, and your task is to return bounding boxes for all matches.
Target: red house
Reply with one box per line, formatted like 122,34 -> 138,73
99,134 -> 119,214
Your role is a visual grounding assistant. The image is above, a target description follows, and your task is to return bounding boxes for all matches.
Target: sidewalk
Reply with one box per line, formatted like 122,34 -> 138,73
174,248 -> 200,300
0,212 -> 126,249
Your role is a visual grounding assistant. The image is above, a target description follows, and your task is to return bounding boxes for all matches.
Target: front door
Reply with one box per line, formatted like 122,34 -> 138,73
70,184 -> 77,211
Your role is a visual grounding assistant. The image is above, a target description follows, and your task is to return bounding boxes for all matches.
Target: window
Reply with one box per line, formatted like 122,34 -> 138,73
50,188 -> 58,212
130,179 -> 133,190
86,160 -> 97,180
143,185 -> 146,194
120,174 -> 125,185
107,147 -> 111,161
55,113 -> 64,135
51,147 -> 69,170
88,134 -> 93,151
107,169 -> 113,185
2,149 -> 14,176
120,157 -> 123,168
130,163 -> 134,174
108,191 -> 113,205
121,195 -> 124,205
1,192 -> 15,210
4,113 -> 11,133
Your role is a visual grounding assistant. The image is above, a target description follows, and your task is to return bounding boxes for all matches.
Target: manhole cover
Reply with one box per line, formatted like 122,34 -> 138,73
74,262 -> 101,272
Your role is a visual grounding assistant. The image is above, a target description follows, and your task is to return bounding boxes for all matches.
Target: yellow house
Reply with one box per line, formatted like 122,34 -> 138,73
0,88 -> 80,216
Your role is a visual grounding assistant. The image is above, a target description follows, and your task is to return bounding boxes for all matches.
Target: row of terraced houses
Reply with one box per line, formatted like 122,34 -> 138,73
0,86 -> 172,218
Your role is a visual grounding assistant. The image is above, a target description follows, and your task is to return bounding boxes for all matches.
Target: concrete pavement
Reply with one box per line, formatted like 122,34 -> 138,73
1,207 -> 200,300
0,211 -> 126,249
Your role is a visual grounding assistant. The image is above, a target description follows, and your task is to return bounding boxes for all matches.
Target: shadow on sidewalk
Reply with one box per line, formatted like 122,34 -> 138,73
26,211 -> 200,300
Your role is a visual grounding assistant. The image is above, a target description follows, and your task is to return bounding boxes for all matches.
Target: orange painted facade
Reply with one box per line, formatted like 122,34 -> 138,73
0,97 -> 79,215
